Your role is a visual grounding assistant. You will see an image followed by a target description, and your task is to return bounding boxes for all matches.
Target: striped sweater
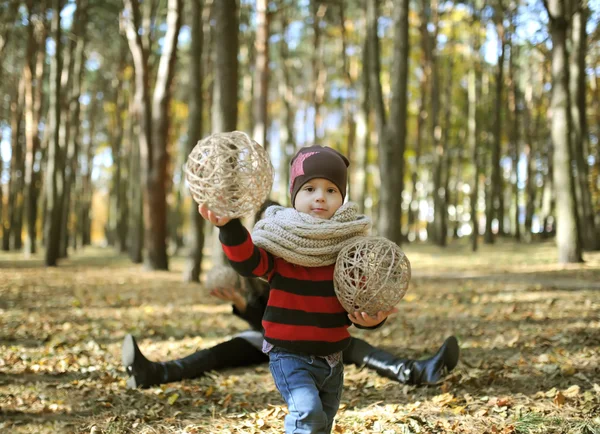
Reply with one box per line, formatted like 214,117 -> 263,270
219,219 -> 377,357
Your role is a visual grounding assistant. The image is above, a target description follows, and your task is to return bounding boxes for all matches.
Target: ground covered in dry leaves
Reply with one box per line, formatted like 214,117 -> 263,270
1,240 -> 599,434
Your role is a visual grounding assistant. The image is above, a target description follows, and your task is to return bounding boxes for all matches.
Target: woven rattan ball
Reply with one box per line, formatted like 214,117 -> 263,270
334,237 -> 411,316
185,131 -> 274,218
204,265 -> 240,292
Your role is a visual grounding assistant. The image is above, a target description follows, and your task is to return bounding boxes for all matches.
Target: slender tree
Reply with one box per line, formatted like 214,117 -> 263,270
469,2 -> 483,252
124,0 -> 183,270
252,0 -> 269,149
310,1 -> 327,141
212,0 -> 238,133
44,0 -> 65,266
210,0 -> 239,265
60,0 -> 88,258
5,78 -> 25,251
276,1 -> 296,206
544,0 -> 582,263
367,0 -> 410,244
485,1 -> 507,243
508,15 -> 521,241
183,0 -> 205,283
570,0 -> 597,249
23,0 -> 47,255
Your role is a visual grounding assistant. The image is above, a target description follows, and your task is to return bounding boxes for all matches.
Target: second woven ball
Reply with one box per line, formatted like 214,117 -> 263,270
334,236 -> 411,316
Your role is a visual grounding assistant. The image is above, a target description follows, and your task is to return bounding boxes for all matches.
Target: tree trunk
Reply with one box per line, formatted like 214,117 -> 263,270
44,0 -> 65,266
311,2 -> 327,141
409,33 -> 428,241
485,13 -> 506,244
6,77 -> 25,251
367,0 -> 409,245
508,23 -> 521,241
339,0 -> 356,203
252,0 -> 269,149
128,98 -> 143,263
124,0 -> 182,270
469,6 -> 482,252
108,42 -> 129,253
546,0 -> 582,263
212,0 -> 238,133
523,65 -> 536,241
277,2 -> 296,206
210,0 -> 239,266
77,87 -> 96,248
60,0 -> 87,258
440,44 -> 455,246
421,0 -> 445,246
540,146 -> 555,238
23,0 -> 47,256
350,36 -> 370,215
570,1 -> 597,249
183,0 -> 205,283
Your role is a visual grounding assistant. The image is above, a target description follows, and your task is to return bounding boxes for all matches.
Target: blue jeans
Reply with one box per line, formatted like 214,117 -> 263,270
269,349 -> 343,434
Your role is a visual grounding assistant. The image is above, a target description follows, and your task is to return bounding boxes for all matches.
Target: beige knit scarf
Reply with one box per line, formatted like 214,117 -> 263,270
252,202 -> 371,267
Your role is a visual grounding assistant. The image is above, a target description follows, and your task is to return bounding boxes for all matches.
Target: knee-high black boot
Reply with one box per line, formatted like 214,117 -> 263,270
122,334 -> 269,389
122,334 -> 219,389
343,336 -> 459,385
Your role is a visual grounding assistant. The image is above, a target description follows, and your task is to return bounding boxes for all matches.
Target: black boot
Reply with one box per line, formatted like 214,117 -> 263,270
122,334 -> 218,389
344,336 -> 459,385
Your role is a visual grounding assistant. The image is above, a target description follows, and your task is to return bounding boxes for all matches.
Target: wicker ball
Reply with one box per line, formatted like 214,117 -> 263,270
185,131 -> 274,218
204,265 -> 240,291
334,237 -> 411,316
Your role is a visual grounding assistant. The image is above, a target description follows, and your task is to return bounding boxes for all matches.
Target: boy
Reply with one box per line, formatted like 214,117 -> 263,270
199,145 -> 396,434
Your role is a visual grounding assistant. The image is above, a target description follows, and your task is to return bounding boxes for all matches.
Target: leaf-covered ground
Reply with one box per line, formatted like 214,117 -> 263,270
1,240 -> 599,434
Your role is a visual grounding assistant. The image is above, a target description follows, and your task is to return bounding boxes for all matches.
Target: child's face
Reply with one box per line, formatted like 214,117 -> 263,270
294,178 -> 343,219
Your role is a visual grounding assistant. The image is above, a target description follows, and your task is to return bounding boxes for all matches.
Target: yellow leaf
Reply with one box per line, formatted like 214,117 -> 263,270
432,393 -> 455,406
553,391 -> 566,406
168,393 -> 179,405
451,405 -> 466,415
404,293 -> 417,302
561,364 -> 576,376
205,386 -> 214,397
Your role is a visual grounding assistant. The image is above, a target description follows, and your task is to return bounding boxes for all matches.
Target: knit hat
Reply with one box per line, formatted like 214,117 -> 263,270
289,145 -> 349,207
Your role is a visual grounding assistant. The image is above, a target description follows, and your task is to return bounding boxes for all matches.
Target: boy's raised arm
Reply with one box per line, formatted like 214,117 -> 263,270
199,204 -> 274,279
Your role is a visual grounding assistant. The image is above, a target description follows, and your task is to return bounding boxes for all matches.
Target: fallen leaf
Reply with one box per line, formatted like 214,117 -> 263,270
563,385 -> 580,397
168,393 -> 179,405
553,391 -> 566,406
561,364 -> 576,376
432,393 -> 455,406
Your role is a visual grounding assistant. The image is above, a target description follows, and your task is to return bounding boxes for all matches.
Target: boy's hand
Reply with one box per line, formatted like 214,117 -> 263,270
349,307 -> 398,327
210,287 -> 247,313
199,204 -> 231,227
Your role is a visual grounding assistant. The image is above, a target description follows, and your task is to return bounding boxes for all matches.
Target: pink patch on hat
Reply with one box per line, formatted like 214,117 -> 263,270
290,151 -> 318,186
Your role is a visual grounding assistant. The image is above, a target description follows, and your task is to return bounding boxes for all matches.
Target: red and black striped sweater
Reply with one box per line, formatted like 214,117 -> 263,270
219,219 -> 380,357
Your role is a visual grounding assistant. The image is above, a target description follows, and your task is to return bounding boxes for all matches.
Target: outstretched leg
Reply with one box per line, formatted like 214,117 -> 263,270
343,336 -> 459,385
122,334 -> 269,389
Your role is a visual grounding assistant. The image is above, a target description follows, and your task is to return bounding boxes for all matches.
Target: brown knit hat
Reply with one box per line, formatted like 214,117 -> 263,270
289,145 -> 350,207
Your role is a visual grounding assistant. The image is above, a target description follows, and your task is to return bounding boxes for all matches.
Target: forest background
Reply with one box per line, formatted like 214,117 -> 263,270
1,0 -> 600,433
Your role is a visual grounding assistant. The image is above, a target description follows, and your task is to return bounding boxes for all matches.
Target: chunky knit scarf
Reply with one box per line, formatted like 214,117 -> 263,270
252,202 -> 371,267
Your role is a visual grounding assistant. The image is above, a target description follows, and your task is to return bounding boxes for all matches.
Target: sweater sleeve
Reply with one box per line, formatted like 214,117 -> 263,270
219,219 -> 274,278
353,318 -> 387,330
